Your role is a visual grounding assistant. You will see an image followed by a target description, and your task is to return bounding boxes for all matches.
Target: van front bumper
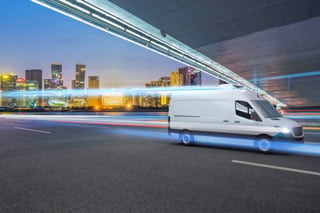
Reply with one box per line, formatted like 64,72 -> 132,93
274,132 -> 304,143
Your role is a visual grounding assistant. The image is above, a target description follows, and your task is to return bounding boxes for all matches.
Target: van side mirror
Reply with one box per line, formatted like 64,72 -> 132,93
251,111 -> 262,121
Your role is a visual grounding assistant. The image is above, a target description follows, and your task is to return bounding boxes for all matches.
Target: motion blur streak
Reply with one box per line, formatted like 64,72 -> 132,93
284,110 -> 320,112
284,114 -> 320,120
253,70 -> 320,81
194,135 -> 319,157
1,114 -> 319,156
107,129 -> 320,156
303,127 -> 320,130
109,128 -> 175,142
0,86 -> 235,98
52,120 -> 167,128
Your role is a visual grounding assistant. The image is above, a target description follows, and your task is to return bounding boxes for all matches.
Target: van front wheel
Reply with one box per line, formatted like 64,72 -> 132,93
254,136 -> 272,152
180,130 -> 194,145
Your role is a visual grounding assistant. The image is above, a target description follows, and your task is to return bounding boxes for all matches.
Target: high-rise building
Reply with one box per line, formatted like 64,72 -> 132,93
86,76 -> 100,108
51,63 -> 63,89
190,70 -> 202,86
0,73 -> 17,107
0,73 -> 17,91
178,67 -> 191,85
25,69 -> 42,90
88,76 -> 99,89
170,71 -> 183,87
71,80 -> 76,89
44,79 -> 53,90
75,64 -> 86,89
170,67 -> 202,87
144,77 -> 171,107
145,77 -> 170,87
15,78 -> 39,107
16,78 -> 26,91
159,77 -> 170,86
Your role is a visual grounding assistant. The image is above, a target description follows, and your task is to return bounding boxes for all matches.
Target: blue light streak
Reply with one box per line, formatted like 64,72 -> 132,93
0,85 -> 240,98
103,128 -> 320,157
252,70 -> 320,81
2,113 -> 319,156
285,115 -> 320,120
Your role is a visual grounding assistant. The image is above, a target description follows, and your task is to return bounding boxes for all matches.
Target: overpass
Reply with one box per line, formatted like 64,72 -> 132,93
31,0 -> 320,107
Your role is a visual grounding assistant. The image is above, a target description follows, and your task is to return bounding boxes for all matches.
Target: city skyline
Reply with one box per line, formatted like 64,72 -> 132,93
0,63 -> 203,91
0,1 -> 217,89
0,65 -> 205,109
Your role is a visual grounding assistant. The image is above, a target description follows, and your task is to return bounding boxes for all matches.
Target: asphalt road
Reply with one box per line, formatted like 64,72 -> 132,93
0,116 -> 319,212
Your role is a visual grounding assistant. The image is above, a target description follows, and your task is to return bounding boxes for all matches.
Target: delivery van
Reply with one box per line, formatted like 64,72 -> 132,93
168,85 -> 304,152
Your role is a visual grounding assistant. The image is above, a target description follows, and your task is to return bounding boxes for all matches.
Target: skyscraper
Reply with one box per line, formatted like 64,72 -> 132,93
75,64 -> 86,89
178,67 -> 191,85
15,78 -> 39,107
170,71 -> 183,87
51,63 -> 63,89
88,76 -> 99,89
86,76 -> 101,109
190,70 -> 202,86
26,69 -> 42,90
44,79 -> 53,90
176,66 -> 202,86
0,73 -> 17,107
0,73 -> 17,91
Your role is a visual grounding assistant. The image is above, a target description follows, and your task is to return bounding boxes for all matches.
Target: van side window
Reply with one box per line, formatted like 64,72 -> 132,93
235,101 -> 254,120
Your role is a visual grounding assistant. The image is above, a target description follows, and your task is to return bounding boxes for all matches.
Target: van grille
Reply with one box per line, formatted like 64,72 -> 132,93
292,127 -> 303,137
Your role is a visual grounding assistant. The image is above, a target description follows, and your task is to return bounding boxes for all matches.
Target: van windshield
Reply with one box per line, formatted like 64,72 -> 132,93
252,100 -> 282,118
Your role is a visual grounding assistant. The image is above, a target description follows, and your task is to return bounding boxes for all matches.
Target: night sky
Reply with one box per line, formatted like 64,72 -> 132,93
0,0 -> 216,89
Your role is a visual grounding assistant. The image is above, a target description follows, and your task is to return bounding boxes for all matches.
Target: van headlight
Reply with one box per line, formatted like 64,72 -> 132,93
281,127 -> 291,134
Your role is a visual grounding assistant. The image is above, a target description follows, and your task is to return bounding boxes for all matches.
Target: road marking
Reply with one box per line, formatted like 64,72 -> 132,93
232,160 -> 320,176
14,127 -> 51,134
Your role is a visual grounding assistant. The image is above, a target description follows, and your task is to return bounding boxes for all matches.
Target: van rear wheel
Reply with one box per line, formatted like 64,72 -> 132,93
254,136 -> 272,152
180,130 -> 194,145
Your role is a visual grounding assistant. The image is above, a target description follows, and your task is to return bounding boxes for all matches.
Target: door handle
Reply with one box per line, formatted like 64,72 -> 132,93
223,120 -> 229,123
234,121 -> 240,123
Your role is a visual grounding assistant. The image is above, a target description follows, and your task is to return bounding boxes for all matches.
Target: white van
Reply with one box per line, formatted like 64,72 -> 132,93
168,85 -> 304,152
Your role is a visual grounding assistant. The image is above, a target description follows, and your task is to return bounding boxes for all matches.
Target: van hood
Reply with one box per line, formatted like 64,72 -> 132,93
267,117 -> 302,128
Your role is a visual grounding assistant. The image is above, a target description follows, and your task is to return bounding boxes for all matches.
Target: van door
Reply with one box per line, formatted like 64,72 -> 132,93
232,100 -> 263,136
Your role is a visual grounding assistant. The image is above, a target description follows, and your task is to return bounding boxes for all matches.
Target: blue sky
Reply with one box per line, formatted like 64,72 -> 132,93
0,0 -> 216,88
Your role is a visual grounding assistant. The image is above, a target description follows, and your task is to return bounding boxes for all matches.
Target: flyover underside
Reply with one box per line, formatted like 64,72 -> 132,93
109,0 -> 320,107
32,0 -> 284,106
32,0 -> 320,107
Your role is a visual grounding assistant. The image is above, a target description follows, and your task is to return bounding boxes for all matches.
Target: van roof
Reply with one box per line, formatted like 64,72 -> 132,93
171,86 -> 264,101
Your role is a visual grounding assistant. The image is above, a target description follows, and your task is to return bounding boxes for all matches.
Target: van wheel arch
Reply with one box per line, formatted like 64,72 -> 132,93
254,135 -> 273,152
179,130 -> 194,145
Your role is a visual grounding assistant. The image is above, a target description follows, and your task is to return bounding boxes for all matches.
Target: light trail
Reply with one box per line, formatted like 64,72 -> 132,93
51,120 -> 167,129
252,70 -> 320,81
103,127 -> 320,156
284,110 -> 320,112
303,127 -> 320,130
2,114 -> 320,156
0,86 -> 236,99
283,113 -> 320,116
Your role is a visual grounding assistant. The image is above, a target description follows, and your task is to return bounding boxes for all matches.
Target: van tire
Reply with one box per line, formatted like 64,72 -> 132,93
180,130 -> 194,145
254,136 -> 272,152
